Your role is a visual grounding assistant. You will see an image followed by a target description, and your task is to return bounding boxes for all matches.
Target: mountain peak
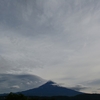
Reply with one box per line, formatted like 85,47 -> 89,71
44,80 -> 56,85
38,80 -> 56,88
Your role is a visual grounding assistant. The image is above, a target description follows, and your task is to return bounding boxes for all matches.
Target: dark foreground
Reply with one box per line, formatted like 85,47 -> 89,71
1,93 -> 100,100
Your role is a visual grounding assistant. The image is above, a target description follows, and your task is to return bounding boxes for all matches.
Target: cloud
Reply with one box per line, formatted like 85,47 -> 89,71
70,84 -> 89,91
10,85 -> 20,89
86,79 -> 100,86
0,74 -> 45,93
0,0 -> 100,93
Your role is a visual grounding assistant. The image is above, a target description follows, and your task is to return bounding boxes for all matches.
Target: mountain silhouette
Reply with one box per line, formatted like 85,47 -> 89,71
21,81 -> 83,96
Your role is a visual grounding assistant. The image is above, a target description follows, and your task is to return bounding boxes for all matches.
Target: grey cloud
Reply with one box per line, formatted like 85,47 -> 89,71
87,79 -> 100,86
70,85 -> 89,91
0,55 -> 12,73
10,85 -> 20,89
0,74 -> 46,93
0,0 -> 100,93
0,0 -> 98,72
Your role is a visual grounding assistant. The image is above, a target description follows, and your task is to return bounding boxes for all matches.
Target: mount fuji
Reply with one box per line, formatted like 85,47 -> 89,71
20,81 -> 83,96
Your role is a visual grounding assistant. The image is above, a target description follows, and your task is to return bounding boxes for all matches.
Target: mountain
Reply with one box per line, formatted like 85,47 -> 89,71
21,81 -> 83,96
0,74 -> 45,94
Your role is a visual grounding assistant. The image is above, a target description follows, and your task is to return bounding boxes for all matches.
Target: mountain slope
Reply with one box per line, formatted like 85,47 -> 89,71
21,81 -> 83,96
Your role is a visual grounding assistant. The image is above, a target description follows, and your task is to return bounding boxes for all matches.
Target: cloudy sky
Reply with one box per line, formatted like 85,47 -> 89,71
0,0 -> 100,93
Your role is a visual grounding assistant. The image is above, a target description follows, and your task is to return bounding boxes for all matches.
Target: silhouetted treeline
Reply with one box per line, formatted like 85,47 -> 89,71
1,93 -> 100,100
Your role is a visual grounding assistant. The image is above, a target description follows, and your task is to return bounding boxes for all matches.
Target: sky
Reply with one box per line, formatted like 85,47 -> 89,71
0,0 -> 100,93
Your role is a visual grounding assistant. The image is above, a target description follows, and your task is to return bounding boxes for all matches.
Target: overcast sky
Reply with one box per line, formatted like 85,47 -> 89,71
0,0 -> 100,93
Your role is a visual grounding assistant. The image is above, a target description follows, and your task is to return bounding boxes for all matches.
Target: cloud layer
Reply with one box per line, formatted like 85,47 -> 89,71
0,0 -> 100,93
0,74 -> 45,93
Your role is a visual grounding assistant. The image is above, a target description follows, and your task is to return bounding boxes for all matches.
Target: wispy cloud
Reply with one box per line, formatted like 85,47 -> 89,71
0,0 -> 100,93
70,84 -> 89,91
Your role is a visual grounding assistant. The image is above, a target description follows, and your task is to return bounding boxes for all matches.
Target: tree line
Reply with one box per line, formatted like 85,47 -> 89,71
0,92 -> 100,100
